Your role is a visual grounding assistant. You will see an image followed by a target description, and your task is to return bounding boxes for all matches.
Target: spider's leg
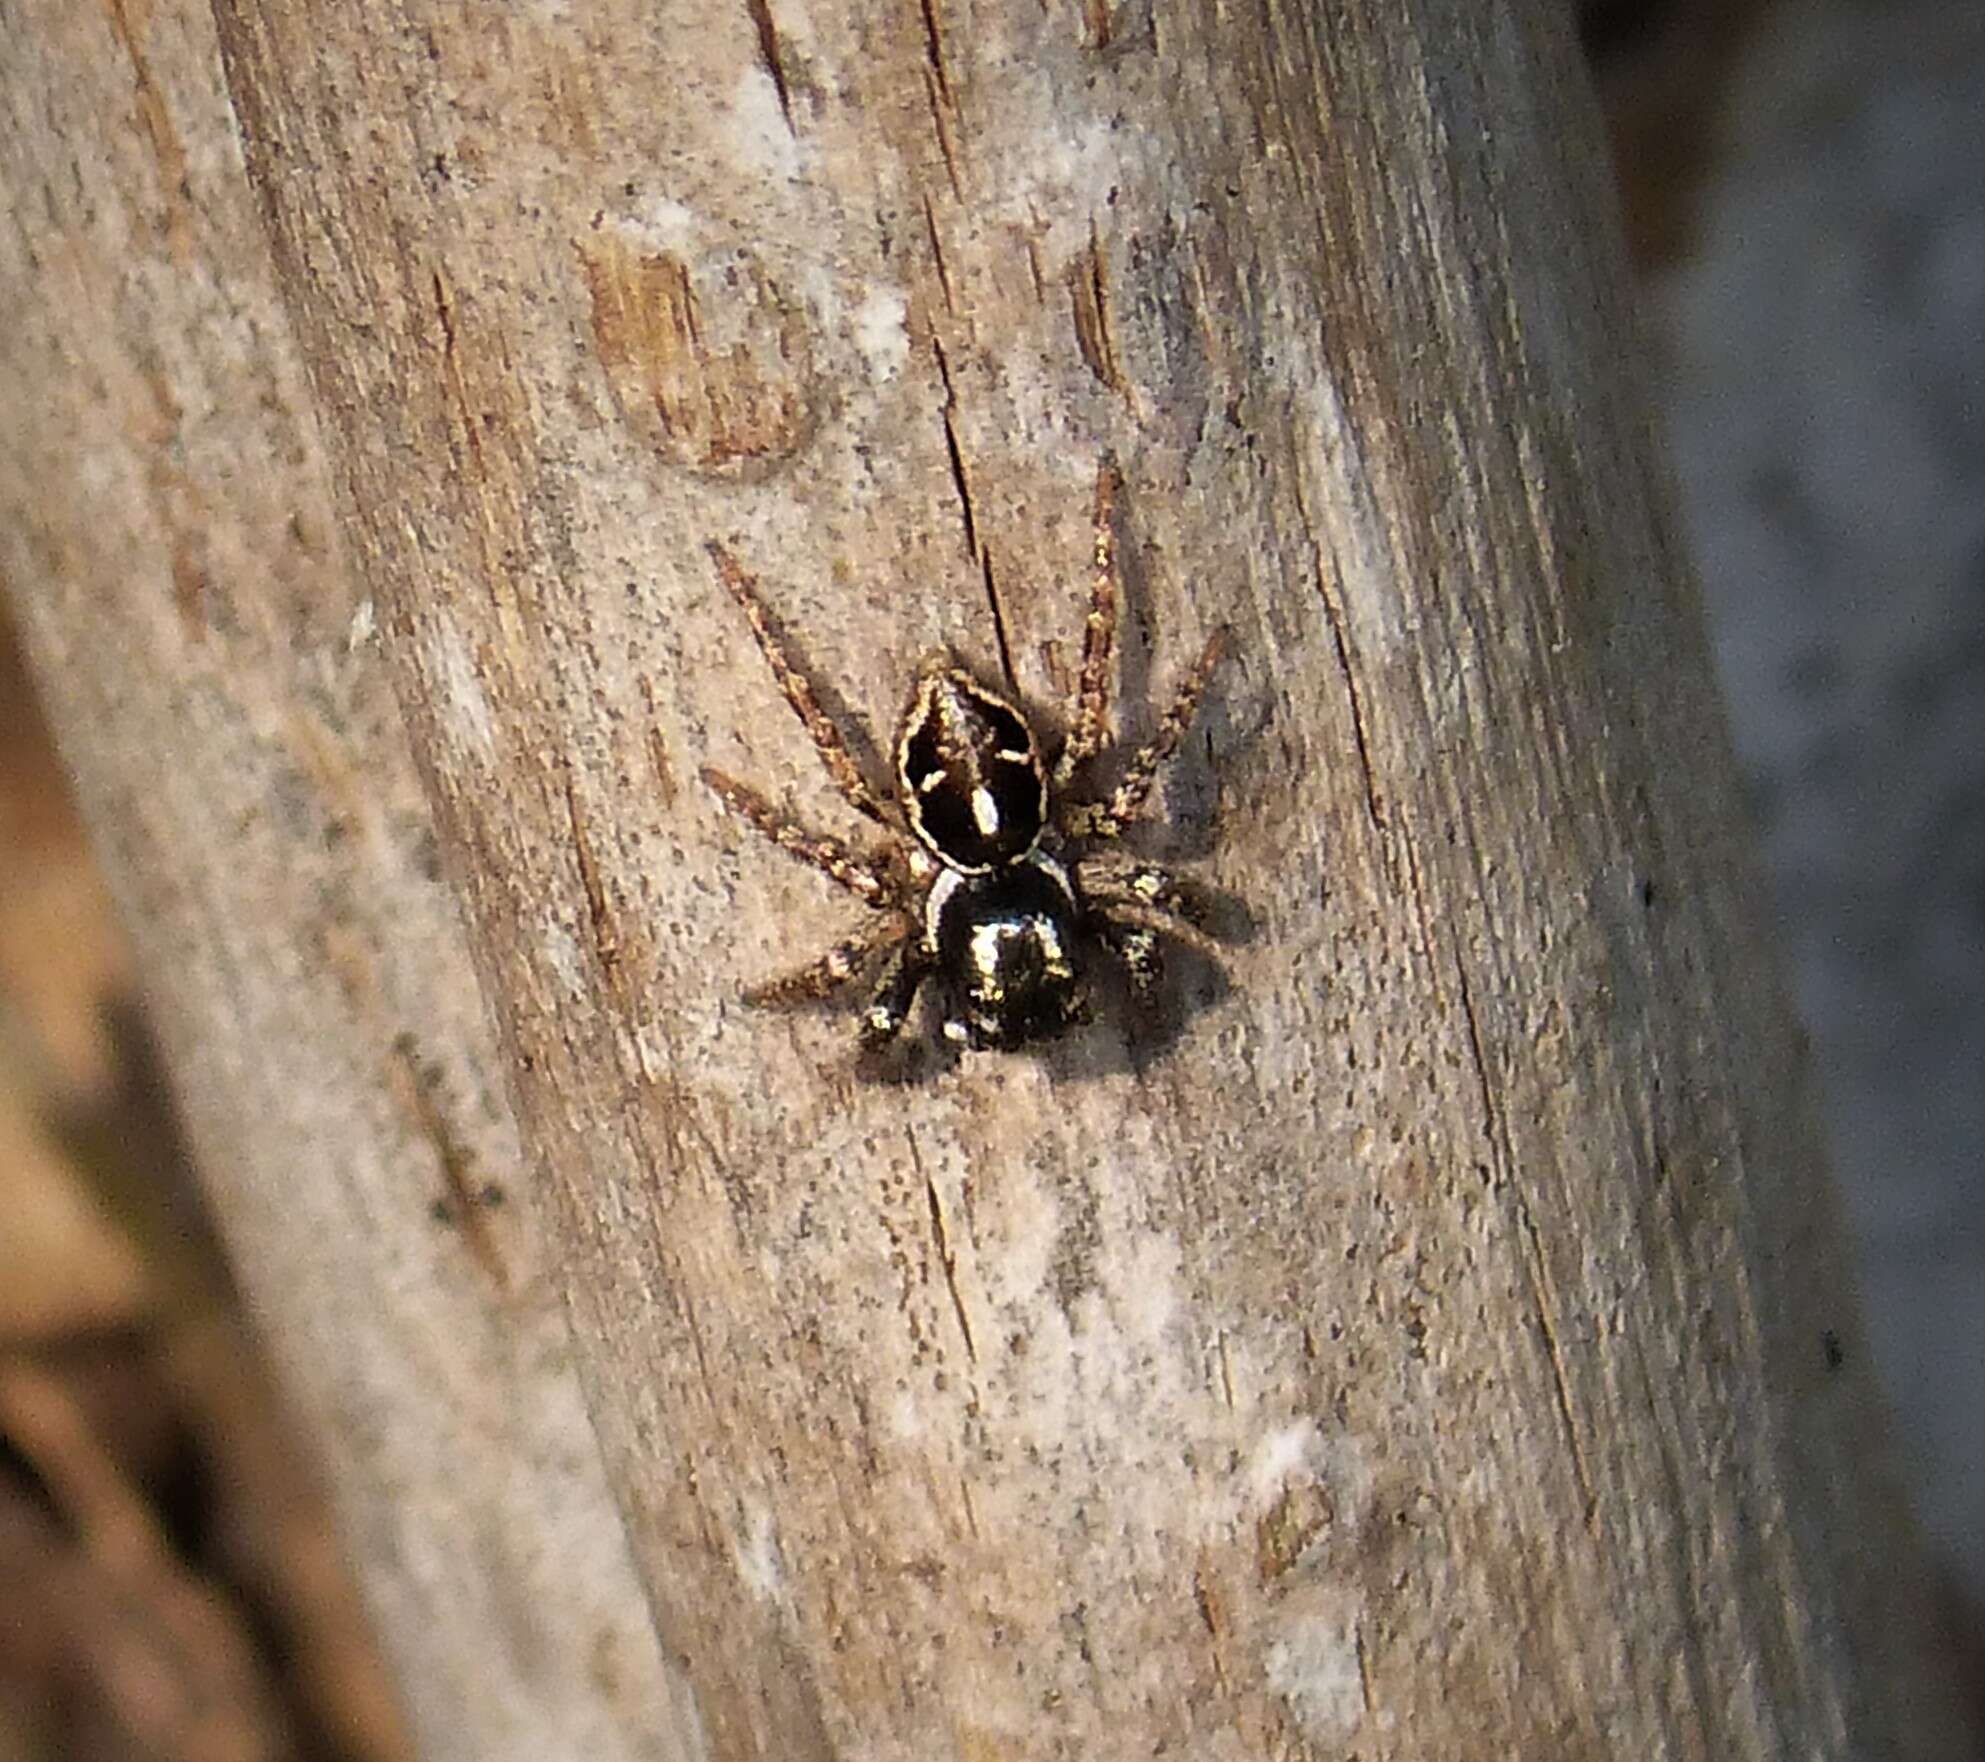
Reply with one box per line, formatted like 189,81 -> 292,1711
1075,853 -> 1225,963
858,939 -> 934,1049
1089,895 -> 1225,966
1063,626 -> 1227,840
708,540 -> 899,828
703,767 -> 898,907
1053,458 -> 1123,788
741,911 -> 914,1008
1093,918 -> 1163,995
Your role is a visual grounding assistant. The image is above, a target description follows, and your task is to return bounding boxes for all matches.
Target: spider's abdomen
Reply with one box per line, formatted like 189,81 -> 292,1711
898,668 -> 1047,871
929,858 -> 1083,1049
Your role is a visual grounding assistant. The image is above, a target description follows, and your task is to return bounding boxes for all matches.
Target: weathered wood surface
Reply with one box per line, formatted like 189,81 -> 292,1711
0,3 -> 699,1759
5,0 -> 1969,1758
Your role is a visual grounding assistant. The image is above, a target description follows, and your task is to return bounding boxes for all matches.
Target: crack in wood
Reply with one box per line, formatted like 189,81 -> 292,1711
641,679 -> 679,808
1400,824 -> 1600,1529
1311,561 -> 1387,840
919,1149 -> 978,1366
979,549 -> 1019,696
564,768 -> 621,978
1192,1562 -> 1231,1694
921,191 -> 956,315
1453,952 -> 1600,1530
104,0 -> 194,258
677,1279 -> 723,1437
913,0 -> 964,202
391,1031 -> 508,1291
742,0 -> 794,127
930,338 -> 980,560
916,0 -> 952,106
1069,223 -> 1130,400
1023,227 -> 1047,305
923,68 -> 964,201
429,267 -> 491,489
1286,459 -> 1387,840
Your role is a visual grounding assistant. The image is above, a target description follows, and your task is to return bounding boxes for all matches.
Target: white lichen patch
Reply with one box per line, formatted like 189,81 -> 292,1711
1109,1229 -> 1183,1345
984,104 -> 1159,266
733,1498 -> 790,1607
851,286 -> 909,383
1263,1594 -> 1366,1746
1246,1417 -> 1374,1531
1248,1419 -> 1322,1506
970,1160 -> 1065,1322
724,66 -> 803,184
885,1386 -> 929,1444
1267,317 -> 1406,658
541,915 -> 588,1001
425,616 -> 497,765
610,193 -> 701,256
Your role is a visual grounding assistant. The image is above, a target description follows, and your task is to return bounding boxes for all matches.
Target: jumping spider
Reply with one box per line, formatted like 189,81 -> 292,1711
701,464 -> 1230,1053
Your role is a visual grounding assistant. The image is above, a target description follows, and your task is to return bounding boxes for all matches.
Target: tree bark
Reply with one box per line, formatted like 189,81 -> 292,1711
5,1 -> 1969,1760
0,4 -> 698,1760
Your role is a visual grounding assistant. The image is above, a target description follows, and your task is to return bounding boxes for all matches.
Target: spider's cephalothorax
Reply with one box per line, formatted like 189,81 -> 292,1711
899,669 -> 1047,871
701,462 -> 1230,1055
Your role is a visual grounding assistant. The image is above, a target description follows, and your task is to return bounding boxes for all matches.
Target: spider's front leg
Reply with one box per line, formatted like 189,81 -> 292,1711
708,540 -> 901,831
1062,626 -> 1228,842
701,767 -> 899,908
1053,458 -> 1123,789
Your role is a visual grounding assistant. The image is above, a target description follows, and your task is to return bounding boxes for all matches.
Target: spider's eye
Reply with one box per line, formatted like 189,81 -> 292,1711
899,673 -> 1047,870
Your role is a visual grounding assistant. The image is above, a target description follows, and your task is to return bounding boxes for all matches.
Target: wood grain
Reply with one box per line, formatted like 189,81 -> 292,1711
5,0 -> 1969,1757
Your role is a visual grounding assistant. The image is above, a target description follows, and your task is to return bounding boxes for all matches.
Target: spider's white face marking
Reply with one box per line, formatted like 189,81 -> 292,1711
896,667 -> 1048,873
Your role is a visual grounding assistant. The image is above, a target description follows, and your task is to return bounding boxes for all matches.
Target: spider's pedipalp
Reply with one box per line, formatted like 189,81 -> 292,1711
702,767 -> 898,907
1054,457 -> 1122,788
1075,853 -> 1225,963
707,540 -> 898,829
1064,625 -> 1228,841
1089,896 -> 1225,965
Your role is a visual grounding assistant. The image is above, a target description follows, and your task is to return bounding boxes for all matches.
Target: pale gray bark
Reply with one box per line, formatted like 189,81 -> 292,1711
3,0 -> 1969,1758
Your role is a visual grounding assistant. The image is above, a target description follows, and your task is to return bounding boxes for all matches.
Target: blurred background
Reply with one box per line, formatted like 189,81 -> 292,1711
1,0 -> 1978,1754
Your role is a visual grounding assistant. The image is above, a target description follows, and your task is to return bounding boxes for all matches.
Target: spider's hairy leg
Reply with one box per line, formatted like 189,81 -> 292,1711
1094,919 -> 1163,995
707,540 -> 899,828
702,767 -> 898,907
858,940 -> 934,1049
1064,625 -> 1228,840
1075,853 -> 1225,963
740,911 -> 915,1008
1054,458 -> 1123,787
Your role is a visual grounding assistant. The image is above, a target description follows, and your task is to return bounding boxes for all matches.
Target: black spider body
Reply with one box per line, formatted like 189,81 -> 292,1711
701,463 -> 1230,1057
927,850 -> 1084,1050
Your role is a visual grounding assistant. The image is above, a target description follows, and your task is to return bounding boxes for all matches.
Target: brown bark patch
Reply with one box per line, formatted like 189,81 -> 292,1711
580,232 -> 816,477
